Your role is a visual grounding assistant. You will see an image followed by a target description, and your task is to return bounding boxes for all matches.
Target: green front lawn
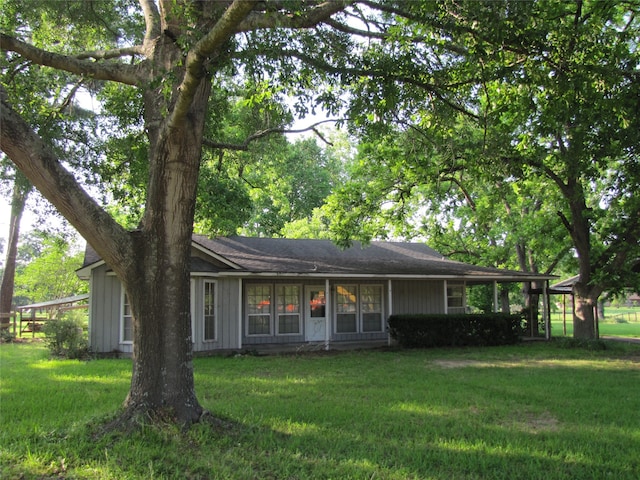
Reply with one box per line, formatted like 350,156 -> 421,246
1,341 -> 639,479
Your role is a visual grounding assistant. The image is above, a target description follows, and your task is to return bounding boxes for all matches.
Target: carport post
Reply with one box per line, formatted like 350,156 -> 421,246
543,280 -> 550,340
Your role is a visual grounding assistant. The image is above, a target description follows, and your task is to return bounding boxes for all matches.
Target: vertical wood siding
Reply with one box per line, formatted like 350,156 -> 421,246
89,272 -> 448,353
191,277 -> 240,352
391,280 -> 445,315
88,265 -> 127,354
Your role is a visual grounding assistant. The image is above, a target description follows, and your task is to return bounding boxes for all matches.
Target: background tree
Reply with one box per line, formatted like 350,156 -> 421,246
0,170 -> 32,318
324,1 -> 640,339
469,0 -> 640,338
13,230 -> 87,305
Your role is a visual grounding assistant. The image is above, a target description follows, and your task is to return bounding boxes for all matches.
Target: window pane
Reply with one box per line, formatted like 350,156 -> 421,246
278,315 -> 300,334
122,294 -> 133,342
309,289 -> 326,318
361,285 -> 382,332
337,314 -> 357,333
277,285 -> 300,314
362,312 -> 382,332
277,285 -> 300,334
447,284 -> 465,309
248,285 -> 271,314
247,285 -> 271,335
336,285 -> 357,313
249,315 -> 270,335
204,282 -> 215,341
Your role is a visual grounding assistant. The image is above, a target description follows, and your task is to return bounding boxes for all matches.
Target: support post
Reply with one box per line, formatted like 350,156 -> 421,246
324,279 -> 330,351
543,280 -> 550,340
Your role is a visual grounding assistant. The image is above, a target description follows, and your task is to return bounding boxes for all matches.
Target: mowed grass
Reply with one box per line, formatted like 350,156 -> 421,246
1,341 -> 640,479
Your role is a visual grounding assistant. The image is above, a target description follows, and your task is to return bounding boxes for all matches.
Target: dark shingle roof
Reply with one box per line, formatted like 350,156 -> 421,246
192,235 -> 553,281
79,235 -> 555,282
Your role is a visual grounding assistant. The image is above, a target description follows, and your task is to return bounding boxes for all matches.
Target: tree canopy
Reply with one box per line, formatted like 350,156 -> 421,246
324,0 -> 640,337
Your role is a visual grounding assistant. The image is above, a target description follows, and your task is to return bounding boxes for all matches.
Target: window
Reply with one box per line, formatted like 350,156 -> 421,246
447,283 -> 465,314
247,284 -> 271,335
361,285 -> 383,332
336,285 -> 358,333
121,293 -> 133,343
276,285 -> 301,335
335,284 -> 384,333
204,281 -> 216,341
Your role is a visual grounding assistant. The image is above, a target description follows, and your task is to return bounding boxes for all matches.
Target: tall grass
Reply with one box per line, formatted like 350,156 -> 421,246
1,341 -> 640,479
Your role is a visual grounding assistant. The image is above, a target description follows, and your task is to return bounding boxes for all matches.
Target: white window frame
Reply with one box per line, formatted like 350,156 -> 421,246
275,284 -> 302,336
246,284 -> 272,336
335,284 -> 359,333
120,290 -> 133,344
334,284 -> 385,334
360,284 -> 384,333
447,282 -> 466,314
203,280 -> 217,342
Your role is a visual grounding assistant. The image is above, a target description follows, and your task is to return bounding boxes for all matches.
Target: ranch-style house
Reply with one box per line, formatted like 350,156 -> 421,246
76,235 -> 555,355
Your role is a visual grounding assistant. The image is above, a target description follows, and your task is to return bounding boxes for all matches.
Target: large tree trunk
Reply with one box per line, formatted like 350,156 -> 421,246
556,179 -> 601,340
123,231 -> 201,423
117,76 -> 210,423
0,174 -> 30,320
572,281 -> 599,340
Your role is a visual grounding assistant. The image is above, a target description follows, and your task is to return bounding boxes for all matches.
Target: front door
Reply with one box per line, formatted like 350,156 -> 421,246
305,286 -> 326,342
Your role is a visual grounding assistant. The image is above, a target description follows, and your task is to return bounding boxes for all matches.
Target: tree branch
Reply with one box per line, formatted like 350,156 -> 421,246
169,0 -> 257,128
269,49 -> 481,120
139,0 -> 161,45
0,33 -> 145,85
235,1 -> 352,31
203,118 -> 340,151
75,46 -> 146,61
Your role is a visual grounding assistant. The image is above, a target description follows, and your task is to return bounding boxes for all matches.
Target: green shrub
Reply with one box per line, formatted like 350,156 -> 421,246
388,313 -> 523,348
42,313 -> 89,359
0,328 -> 16,343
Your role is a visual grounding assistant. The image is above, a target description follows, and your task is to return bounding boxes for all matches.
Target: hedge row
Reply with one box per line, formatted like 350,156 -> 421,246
387,313 -> 523,348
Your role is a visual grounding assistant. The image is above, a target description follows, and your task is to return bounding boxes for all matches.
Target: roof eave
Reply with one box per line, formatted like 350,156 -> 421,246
217,271 -> 557,282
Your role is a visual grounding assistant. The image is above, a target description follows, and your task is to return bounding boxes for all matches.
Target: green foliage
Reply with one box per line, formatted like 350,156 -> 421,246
13,232 -> 87,305
0,328 -> 16,343
194,172 -> 252,236
388,313 -> 523,348
281,208 -> 332,239
244,137 -> 341,237
42,311 -> 88,359
467,284 -> 495,314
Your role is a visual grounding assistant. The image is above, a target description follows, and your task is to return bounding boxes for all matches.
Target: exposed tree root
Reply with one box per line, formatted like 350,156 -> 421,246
92,406 -> 238,439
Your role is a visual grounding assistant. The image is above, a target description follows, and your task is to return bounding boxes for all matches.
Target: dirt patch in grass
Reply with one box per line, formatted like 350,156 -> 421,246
513,411 -> 560,433
433,359 -> 486,369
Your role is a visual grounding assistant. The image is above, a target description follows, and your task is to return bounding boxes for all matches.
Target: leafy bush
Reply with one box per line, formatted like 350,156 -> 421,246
42,312 -> 89,359
388,313 -> 523,348
1,328 -> 16,343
